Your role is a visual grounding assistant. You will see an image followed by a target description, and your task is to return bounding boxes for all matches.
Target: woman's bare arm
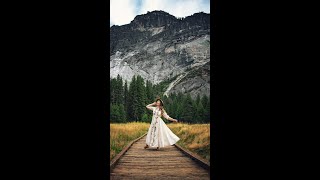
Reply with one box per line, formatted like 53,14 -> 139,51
163,110 -> 178,123
146,102 -> 156,111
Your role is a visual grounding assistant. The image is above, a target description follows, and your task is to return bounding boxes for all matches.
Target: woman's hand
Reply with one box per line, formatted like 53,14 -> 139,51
172,119 -> 178,123
146,102 -> 156,111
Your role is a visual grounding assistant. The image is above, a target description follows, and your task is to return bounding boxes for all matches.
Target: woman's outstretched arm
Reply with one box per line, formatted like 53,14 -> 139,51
163,110 -> 178,123
146,102 -> 156,111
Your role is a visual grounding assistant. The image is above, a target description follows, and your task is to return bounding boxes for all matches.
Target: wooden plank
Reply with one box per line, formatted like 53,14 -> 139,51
111,175 -> 209,180
110,172 -> 210,179
123,154 -> 184,157
110,172 -> 210,176
110,132 -> 210,179
112,167 -> 208,173
118,157 -> 195,162
110,133 -> 147,170
174,143 -> 210,171
117,161 -> 197,165
117,164 -> 199,168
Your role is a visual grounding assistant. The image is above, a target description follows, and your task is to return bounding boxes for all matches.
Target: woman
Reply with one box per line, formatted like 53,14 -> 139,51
144,98 -> 180,150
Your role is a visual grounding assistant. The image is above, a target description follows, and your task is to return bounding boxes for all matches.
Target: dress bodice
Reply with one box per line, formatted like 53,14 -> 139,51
153,107 -> 162,118
146,103 -> 171,120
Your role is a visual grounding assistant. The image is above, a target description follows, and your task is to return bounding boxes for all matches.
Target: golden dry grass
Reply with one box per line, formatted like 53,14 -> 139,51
110,122 -> 149,161
110,122 -> 210,163
167,123 -> 210,162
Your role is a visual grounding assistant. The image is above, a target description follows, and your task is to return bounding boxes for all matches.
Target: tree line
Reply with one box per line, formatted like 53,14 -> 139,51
110,74 -> 210,124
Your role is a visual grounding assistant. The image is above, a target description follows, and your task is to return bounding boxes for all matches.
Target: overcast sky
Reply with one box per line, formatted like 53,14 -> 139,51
110,0 -> 210,26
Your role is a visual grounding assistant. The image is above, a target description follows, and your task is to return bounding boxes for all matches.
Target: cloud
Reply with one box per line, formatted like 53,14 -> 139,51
110,0 -> 138,26
110,0 -> 210,26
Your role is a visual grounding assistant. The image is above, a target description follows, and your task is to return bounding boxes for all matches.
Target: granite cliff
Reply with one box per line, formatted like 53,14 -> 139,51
110,10 -> 210,98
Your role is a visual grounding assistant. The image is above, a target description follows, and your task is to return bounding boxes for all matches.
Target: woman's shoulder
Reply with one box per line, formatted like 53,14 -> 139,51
162,109 -> 167,114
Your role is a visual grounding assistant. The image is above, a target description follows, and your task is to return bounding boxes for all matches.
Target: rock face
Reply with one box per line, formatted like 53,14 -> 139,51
110,10 -> 210,98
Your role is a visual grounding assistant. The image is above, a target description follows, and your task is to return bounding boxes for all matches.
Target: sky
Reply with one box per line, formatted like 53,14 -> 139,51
110,0 -> 210,26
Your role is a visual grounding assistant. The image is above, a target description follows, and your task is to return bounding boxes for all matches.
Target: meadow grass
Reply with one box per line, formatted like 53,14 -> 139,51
167,123 -> 210,162
110,122 -> 210,163
110,122 -> 149,161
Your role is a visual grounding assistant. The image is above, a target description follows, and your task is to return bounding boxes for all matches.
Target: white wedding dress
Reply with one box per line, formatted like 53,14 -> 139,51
145,105 -> 180,148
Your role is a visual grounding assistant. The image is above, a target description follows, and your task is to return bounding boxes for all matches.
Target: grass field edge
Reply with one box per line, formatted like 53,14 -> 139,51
110,132 -> 147,171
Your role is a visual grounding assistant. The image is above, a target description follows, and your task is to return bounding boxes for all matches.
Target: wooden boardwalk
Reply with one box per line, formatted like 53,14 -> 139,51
110,135 -> 210,180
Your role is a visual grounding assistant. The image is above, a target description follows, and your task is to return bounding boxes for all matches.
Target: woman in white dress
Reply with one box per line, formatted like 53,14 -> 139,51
144,98 -> 180,150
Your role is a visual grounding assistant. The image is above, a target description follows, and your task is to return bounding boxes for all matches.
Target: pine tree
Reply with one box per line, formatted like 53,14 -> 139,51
202,95 -> 210,123
115,74 -> 124,105
193,100 -> 200,123
110,104 -> 120,123
136,75 -> 146,121
114,76 -> 119,104
171,92 -> 177,102
170,99 -> 178,118
123,80 -> 128,119
181,93 -> 194,123
145,80 -> 154,118
197,101 -> 205,123
118,104 -> 126,123
141,113 -> 149,123
206,95 -> 210,123
174,92 -> 184,122
177,92 -> 184,104
196,94 -> 201,105
127,75 -> 136,122
145,80 -> 153,103
110,78 -> 117,104
175,103 -> 183,122
202,95 -> 209,108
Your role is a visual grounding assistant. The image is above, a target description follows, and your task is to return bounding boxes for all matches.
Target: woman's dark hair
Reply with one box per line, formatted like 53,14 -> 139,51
156,98 -> 165,117
156,98 -> 164,106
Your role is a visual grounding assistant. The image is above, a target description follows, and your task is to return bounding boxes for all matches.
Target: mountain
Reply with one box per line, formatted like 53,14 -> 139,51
110,10 -> 210,98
